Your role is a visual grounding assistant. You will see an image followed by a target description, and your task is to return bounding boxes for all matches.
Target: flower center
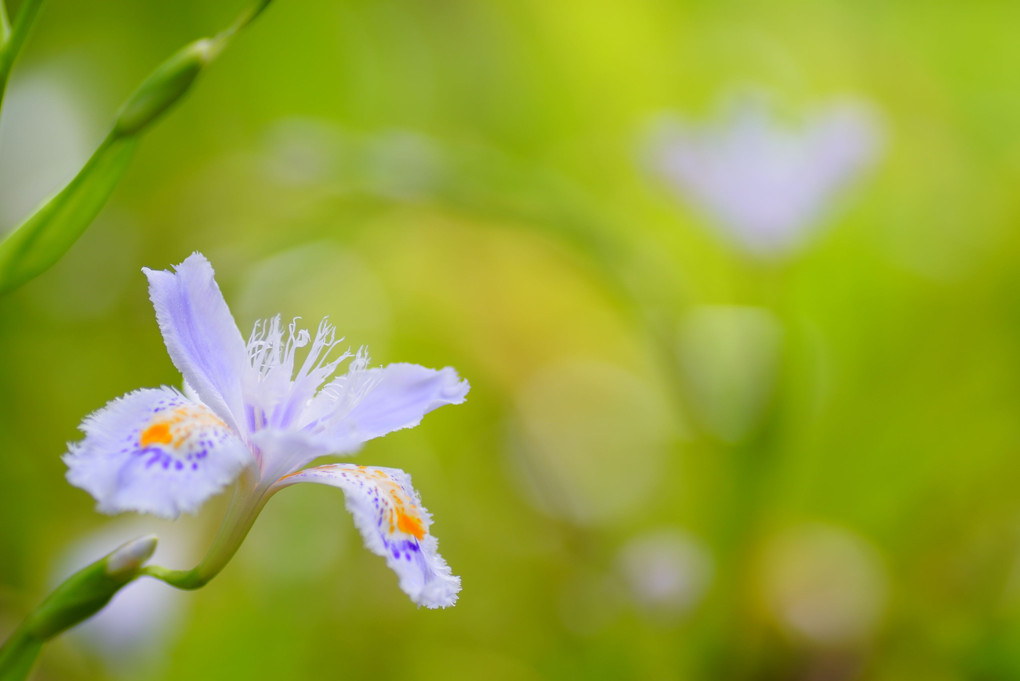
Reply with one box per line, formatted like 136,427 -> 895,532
243,316 -> 351,433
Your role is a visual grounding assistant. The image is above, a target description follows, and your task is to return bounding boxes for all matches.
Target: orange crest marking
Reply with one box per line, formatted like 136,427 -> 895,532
138,405 -> 229,450
140,423 -> 173,447
396,509 -> 426,540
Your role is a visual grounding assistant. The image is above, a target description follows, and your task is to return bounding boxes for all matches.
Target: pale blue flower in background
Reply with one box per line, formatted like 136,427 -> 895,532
64,252 -> 468,608
649,95 -> 883,258
616,529 -> 713,621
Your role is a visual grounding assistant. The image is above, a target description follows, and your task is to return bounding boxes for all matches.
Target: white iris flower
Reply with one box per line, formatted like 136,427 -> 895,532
64,253 -> 468,608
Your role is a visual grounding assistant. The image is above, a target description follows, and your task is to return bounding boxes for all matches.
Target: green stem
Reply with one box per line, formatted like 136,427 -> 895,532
0,134 -> 139,295
0,0 -> 44,112
0,0 -> 277,296
222,0 -> 273,39
1,2 -> 11,46
698,264 -> 790,680
145,468 -> 272,590
0,626 -> 42,681
0,536 -> 156,681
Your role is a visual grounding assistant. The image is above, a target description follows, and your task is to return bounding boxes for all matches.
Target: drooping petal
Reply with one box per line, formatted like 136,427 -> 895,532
304,363 -> 469,445
143,253 -> 248,431
65,387 -> 252,519
275,464 -> 460,608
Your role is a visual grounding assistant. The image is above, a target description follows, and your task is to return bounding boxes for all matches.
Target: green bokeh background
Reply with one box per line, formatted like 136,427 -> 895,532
2,1 -> 1020,679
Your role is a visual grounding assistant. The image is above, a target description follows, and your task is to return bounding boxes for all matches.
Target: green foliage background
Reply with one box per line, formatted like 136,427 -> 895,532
1,1 -> 1019,679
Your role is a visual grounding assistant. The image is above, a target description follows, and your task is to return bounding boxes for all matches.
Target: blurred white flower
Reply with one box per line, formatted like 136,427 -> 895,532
616,529 -> 713,620
758,522 -> 887,646
260,117 -> 347,187
649,94 -> 883,258
363,130 -> 445,200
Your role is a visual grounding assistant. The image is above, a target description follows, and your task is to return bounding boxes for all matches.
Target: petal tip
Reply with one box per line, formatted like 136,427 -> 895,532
412,568 -> 461,609
439,369 -> 470,404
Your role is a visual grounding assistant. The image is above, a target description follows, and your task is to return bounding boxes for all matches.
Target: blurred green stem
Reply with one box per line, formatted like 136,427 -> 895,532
0,0 -> 275,296
0,2 -> 10,45
224,0 -> 273,37
0,627 -> 42,681
701,263 -> 789,680
0,0 -> 43,112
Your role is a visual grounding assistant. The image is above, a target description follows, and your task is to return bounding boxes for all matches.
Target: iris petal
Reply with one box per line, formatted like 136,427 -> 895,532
275,463 -> 460,608
305,363 -> 469,444
64,387 -> 252,519
143,253 -> 248,432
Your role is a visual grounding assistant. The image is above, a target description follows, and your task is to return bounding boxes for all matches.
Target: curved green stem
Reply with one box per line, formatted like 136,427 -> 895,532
0,626 -> 42,681
144,467 -> 272,590
0,0 -> 278,296
1,2 -> 11,45
0,134 -> 139,294
222,0 -> 273,39
0,0 -> 44,112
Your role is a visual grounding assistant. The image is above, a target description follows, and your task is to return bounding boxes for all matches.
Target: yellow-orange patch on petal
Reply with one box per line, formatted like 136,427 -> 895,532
140,423 -> 173,447
396,508 -> 426,539
138,404 -> 229,450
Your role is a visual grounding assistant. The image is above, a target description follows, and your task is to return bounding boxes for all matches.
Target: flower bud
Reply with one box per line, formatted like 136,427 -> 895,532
112,39 -> 216,138
104,535 -> 159,578
25,535 -> 158,640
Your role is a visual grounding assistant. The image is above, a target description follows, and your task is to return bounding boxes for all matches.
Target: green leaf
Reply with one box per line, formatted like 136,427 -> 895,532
0,135 -> 139,296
